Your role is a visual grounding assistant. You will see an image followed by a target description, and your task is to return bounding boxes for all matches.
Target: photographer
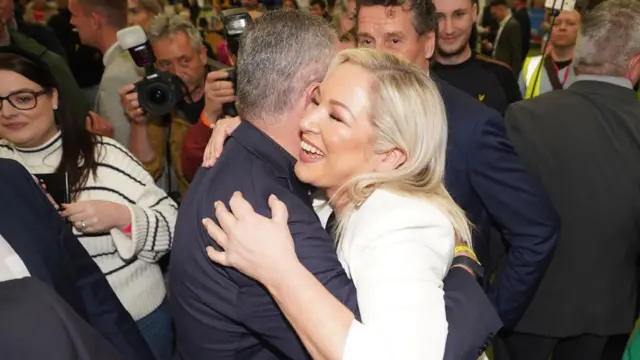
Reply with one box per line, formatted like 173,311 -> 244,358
119,14 -> 224,198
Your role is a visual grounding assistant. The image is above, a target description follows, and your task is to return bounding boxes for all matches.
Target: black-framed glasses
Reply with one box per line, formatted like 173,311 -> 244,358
0,90 -> 49,111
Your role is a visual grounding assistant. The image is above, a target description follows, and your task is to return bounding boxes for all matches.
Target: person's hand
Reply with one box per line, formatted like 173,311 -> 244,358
31,175 -> 59,210
202,116 -> 241,167
204,70 -> 235,122
119,84 -> 148,125
60,200 -> 131,234
86,111 -> 114,138
204,192 -> 298,285
481,39 -> 493,51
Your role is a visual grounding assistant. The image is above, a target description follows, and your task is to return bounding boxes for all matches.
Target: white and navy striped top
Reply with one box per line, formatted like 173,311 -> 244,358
0,132 -> 177,320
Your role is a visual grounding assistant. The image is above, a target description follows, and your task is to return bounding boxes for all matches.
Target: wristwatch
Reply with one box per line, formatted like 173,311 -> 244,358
452,255 -> 484,282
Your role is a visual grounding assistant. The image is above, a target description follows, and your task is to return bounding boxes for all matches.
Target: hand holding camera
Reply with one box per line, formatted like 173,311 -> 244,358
204,70 -> 236,122
119,84 -> 148,125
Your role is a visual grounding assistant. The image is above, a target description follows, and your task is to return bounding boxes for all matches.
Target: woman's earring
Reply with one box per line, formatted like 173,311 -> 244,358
53,104 -> 58,110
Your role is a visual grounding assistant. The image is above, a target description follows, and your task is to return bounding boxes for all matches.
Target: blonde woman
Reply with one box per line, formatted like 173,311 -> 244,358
203,48 -> 472,360
127,0 -> 164,29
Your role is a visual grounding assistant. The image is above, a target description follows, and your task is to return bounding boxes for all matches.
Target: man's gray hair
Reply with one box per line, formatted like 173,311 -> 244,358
147,13 -> 203,51
236,9 -> 337,122
573,0 -> 640,76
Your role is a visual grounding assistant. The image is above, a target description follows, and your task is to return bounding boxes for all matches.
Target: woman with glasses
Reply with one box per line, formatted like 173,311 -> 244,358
0,49 -> 177,360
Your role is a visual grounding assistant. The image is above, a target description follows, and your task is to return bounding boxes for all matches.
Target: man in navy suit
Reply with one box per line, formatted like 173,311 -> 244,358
170,9 -> 501,360
355,0 -> 559,330
0,158 -> 155,360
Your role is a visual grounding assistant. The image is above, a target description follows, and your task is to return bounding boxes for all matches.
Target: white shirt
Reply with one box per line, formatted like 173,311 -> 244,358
322,189 -> 454,360
0,234 -> 30,283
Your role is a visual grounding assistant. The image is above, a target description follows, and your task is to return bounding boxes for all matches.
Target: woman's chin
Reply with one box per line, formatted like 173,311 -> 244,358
294,162 -> 323,187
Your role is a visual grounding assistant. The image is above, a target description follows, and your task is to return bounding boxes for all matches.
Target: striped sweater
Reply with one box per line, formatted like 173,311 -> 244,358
0,132 -> 177,320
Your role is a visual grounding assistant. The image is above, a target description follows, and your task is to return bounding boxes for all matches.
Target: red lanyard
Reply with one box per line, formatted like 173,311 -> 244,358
553,62 -> 571,86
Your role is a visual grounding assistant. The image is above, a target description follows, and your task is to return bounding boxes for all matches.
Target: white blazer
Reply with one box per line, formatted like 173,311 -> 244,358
318,189 -> 454,360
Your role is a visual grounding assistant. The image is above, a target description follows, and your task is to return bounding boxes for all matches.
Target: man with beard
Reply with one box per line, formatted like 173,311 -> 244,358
120,14 -> 225,198
431,0 -> 522,114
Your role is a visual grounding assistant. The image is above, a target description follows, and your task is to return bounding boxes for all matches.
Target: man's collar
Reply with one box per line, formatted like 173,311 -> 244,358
102,42 -> 122,66
574,74 -> 633,89
231,120 -> 313,197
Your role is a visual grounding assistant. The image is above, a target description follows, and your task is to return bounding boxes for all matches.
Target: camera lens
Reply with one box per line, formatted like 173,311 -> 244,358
149,88 -> 167,105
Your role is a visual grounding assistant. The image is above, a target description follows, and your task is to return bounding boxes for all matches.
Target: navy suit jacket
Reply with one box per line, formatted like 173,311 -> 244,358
435,77 -> 560,328
170,120 -> 502,360
0,159 -> 154,360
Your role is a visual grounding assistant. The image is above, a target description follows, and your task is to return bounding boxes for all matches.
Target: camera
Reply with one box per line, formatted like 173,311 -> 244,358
117,26 -> 187,117
219,8 -> 254,117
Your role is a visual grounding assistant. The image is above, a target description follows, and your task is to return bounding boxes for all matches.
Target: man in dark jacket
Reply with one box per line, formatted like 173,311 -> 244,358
0,158 -> 155,360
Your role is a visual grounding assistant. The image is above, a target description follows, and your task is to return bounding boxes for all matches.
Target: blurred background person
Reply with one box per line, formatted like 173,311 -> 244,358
310,0 -> 331,20
510,0 -> 531,62
23,0 -> 58,25
520,9 -> 580,98
432,0 -> 522,115
47,0 -> 105,106
482,0 -> 522,76
283,0 -> 299,9
128,0 -> 163,29
70,0 -> 143,147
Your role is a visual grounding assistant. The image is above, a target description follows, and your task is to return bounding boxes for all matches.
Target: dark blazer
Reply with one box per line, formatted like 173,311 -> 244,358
435,76 -> 559,329
513,7 -> 531,61
170,120 -> 502,360
505,79 -> 640,337
0,278 -> 125,360
493,16 -> 523,76
0,159 -> 155,360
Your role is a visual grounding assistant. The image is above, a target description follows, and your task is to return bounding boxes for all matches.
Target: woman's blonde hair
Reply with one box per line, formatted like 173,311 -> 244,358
329,48 -> 472,247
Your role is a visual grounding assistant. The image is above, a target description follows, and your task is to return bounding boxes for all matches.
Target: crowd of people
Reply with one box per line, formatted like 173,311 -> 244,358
0,0 -> 639,359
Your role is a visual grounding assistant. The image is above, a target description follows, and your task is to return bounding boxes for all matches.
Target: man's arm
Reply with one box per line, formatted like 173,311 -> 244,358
468,110 -> 559,328
231,185 -> 358,359
98,69 -> 141,147
443,268 -> 502,360
10,160 -> 155,360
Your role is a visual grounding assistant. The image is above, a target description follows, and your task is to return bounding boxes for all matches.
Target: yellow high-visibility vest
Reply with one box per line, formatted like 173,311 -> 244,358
522,55 -> 544,99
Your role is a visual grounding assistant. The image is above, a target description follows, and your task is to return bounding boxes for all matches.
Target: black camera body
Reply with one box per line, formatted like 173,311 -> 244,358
219,8 -> 253,118
135,70 -> 184,117
117,25 -> 187,117
221,67 -> 238,117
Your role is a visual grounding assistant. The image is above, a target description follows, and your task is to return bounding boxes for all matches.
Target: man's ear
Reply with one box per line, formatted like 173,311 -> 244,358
423,31 -> 436,60
626,54 -> 640,88
374,148 -> 407,172
89,11 -> 102,30
472,3 -> 478,23
200,44 -> 208,63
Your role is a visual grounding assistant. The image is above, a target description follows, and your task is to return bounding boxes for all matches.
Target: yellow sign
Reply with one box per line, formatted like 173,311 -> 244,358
478,94 -> 485,101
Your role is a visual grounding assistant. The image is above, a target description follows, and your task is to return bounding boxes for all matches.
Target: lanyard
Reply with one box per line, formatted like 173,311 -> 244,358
553,62 -> 571,86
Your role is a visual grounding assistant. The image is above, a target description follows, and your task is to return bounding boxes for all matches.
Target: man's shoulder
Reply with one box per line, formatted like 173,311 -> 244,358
0,158 -> 26,179
436,78 -> 500,127
475,55 -> 512,75
103,51 -> 142,78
